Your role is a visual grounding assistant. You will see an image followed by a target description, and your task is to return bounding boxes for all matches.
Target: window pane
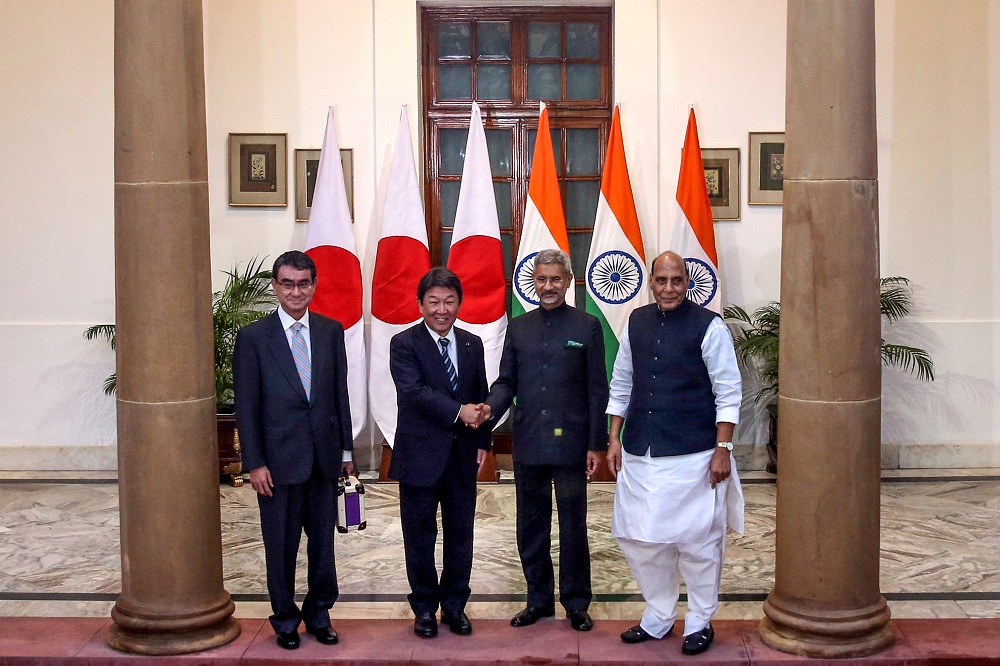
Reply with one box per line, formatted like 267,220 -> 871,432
494,182 -> 512,229
502,232 -> 515,276
439,63 -> 472,100
439,22 -> 471,58
441,231 -> 453,265
439,181 -> 461,227
566,128 -> 600,175
486,129 -> 511,177
565,180 -> 600,228
439,129 -> 467,175
566,63 -> 600,100
566,22 -> 599,58
528,63 -> 561,101
477,21 -> 510,58
568,232 -> 593,277
477,64 -> 511,100
526,128 -> 561,176
527,22 -> 561,58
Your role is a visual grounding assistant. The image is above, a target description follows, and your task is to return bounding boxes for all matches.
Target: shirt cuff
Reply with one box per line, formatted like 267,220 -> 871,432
716,406 -> 741,425
342,450 -> 353,463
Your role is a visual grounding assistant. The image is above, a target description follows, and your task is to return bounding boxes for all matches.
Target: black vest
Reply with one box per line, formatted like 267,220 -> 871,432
624,299 -> 719,457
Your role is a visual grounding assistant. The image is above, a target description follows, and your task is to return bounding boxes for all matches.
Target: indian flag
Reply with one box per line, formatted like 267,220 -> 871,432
585,105 -> 648,379
671,108 -> 722,313
513,102 -> 572,316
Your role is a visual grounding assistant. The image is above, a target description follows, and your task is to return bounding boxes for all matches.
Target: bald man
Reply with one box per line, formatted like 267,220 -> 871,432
606,251 -> 744,657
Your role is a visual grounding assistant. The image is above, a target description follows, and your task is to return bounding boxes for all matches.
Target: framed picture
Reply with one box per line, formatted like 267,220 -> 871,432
749,132 -> 784,205
228,133 -> 288,206
701,148 -> 740,220
294,148 -> 355,222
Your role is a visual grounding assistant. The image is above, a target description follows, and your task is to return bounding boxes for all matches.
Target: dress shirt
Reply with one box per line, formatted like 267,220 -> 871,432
275,307 -> 351,463
607,312 -> 741,425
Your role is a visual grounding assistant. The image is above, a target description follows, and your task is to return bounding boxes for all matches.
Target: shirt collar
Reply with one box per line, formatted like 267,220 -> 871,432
425,323 -> 456,346
277,307 -> 310,331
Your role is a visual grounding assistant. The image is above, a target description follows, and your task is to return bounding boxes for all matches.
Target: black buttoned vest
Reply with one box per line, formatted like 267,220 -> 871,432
624,299 -> 719,457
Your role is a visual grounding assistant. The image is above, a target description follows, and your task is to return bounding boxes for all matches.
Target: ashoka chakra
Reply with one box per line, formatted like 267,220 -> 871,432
685,257 -> 718,306
587,250 -> 643,305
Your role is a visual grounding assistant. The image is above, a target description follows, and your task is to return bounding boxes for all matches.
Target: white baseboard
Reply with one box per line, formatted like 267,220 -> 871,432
0,445 -> 117,471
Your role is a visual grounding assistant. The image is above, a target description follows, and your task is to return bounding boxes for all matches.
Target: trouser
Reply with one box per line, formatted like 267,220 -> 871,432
617,534 -> 726,637
514,461 -> 591,612
398,440 -> 478,617
257,465 -> 339,634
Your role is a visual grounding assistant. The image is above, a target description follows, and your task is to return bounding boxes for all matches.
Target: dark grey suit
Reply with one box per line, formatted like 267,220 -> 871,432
486,303 -> 608,611
234,310 -> 352,633
389,323 -> 490,616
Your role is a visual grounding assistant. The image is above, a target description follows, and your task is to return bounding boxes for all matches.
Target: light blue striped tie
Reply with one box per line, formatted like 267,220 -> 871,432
290,322 -> 311,400
439,338 -> 458,393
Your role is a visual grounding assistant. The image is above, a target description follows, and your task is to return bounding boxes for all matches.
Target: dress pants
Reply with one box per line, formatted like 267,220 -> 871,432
514,461 -> 591,612
398,439 -> 478,617
257,462 -> 339,633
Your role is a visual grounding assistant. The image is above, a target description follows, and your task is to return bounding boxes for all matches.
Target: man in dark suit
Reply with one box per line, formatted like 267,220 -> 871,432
483,249 -> 608,632
234,250 -> 354,650
389,267 -> 491,638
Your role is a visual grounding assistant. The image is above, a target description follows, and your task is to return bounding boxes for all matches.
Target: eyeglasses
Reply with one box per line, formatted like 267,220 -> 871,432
276,279 -> 315,291
533,276 -> 566,286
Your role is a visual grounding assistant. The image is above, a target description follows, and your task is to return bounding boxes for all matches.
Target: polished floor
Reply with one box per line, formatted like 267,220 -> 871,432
2,468 -> 999,625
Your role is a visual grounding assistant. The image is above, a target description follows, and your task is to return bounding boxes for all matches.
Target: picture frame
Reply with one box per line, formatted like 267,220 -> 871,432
294,148 -> 355,222
701,148 -> 740,220
748,132 -> 784,205
228,133 -> 288,207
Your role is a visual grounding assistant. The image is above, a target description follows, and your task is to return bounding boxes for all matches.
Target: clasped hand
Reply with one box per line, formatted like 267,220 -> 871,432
459,402 -> 492,429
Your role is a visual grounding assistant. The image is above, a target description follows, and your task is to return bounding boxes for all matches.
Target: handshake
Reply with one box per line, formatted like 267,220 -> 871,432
459,402 -> 493,429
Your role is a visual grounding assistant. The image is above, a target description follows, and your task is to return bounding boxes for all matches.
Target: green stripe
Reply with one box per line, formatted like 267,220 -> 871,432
585,292 -> 619,384
511,297 -> 526,319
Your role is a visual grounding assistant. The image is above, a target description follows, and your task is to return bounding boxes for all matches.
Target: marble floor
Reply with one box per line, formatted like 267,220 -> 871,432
1,469 -> 999,623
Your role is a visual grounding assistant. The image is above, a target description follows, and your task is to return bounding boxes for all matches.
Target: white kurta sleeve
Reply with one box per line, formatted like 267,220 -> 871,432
702,317 -> 742,424
606,324 -> 633,417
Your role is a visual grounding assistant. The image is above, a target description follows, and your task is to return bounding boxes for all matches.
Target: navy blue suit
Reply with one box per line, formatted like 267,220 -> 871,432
389,323 -> 490,616
234,310 -> 352,633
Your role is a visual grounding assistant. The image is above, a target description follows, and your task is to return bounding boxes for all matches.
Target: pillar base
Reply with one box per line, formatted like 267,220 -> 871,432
760,595 -> 894,658
107,597 -> 239,655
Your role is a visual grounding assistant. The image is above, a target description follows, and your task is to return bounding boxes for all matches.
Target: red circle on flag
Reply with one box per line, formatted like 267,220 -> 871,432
448,235 -> 507,324
306,245 -> 363,328
371,236 -> 431,325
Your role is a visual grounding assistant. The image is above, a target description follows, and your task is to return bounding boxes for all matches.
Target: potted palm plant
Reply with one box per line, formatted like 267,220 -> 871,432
85,257 -> 276,484
724,276 -> 935,472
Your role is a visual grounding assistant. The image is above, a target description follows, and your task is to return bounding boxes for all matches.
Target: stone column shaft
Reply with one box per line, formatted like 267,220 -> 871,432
109,0 -> 238,654
759,0 -> 893,658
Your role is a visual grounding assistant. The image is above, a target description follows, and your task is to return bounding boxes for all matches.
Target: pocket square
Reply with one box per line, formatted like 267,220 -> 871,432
565,340 -> 584,349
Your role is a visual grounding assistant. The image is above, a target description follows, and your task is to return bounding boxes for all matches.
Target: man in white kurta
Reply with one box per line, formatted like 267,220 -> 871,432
606,251 -> 743,657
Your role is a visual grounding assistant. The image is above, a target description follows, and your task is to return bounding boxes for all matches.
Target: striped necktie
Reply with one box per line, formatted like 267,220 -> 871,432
290,322 -> 311,400
439,337 -> 458,393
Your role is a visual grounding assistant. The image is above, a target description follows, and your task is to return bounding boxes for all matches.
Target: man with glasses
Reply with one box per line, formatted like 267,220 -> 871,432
482,249 -> 608,632
234,250 -> 354,650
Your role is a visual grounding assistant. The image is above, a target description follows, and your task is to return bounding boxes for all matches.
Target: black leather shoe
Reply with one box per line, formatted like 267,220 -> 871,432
306,626 -> 339,645
621,623 -> 669,644
510,605 -> 556,627
413,612 -> 438,638
681,624 -> 714,655
275,630 -> 300,650
568,610 -> 593,631
441,610 -> 473,635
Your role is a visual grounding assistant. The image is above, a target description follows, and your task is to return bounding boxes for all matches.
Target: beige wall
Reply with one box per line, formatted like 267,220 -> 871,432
1,0 -> 998,469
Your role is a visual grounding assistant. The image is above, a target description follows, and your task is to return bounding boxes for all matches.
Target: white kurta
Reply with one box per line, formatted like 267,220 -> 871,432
607,316 -> 745,541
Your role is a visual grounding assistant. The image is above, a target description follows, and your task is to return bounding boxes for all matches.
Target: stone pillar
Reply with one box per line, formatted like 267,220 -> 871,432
108,0 -> 239,655
759,1 -> 893,658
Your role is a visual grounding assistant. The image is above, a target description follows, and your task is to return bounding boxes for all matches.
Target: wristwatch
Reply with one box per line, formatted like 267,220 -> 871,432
716,441 -> 733,451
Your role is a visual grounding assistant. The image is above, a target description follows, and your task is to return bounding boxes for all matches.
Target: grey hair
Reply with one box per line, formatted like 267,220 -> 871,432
534,248 -> 573,276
